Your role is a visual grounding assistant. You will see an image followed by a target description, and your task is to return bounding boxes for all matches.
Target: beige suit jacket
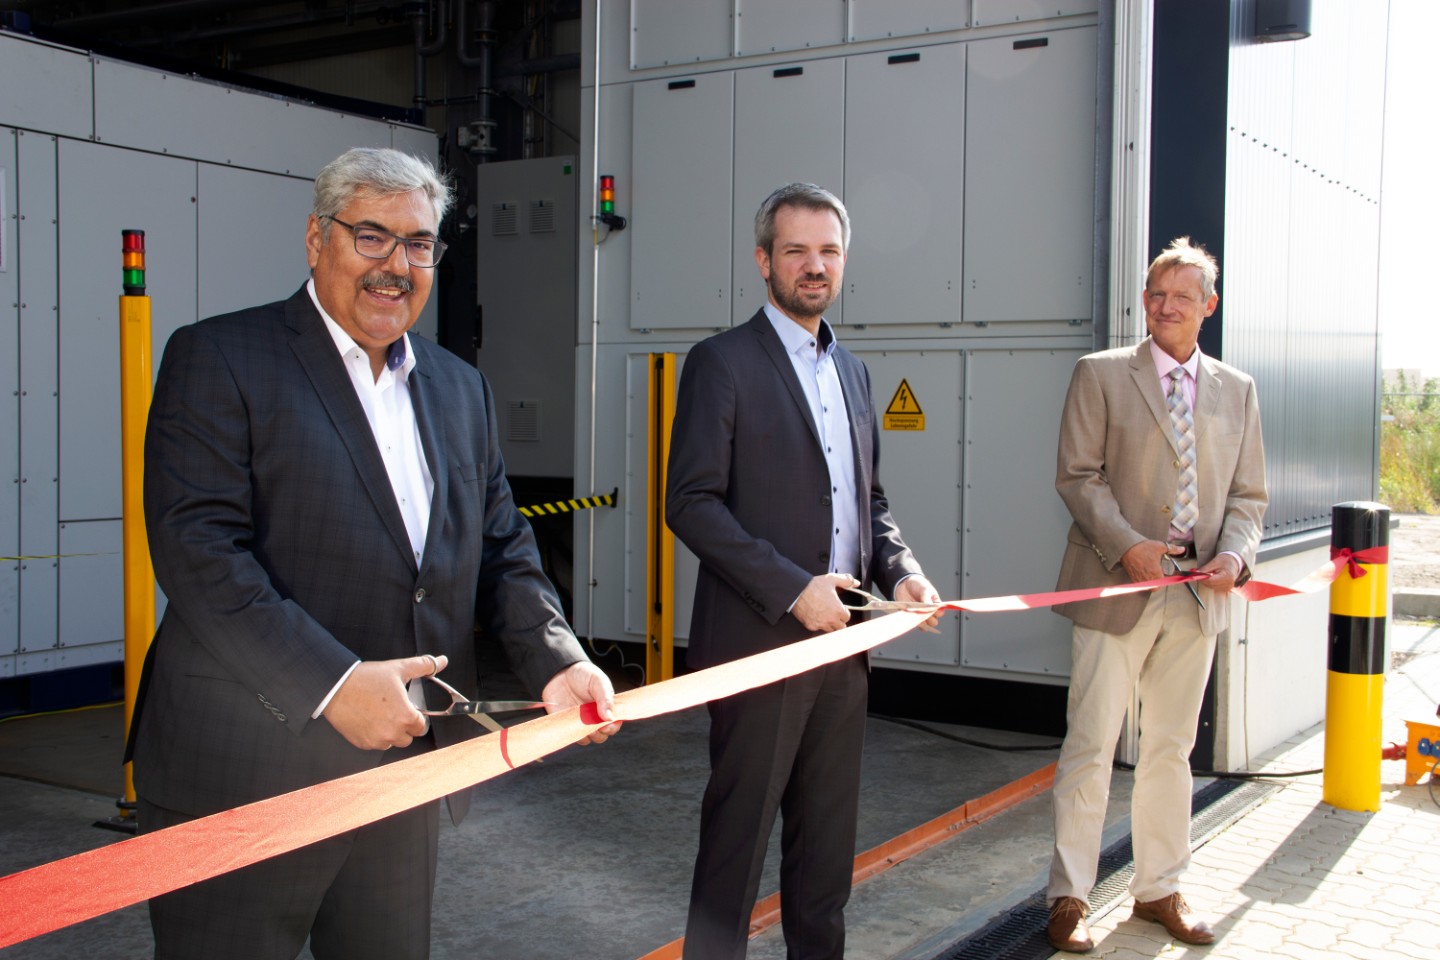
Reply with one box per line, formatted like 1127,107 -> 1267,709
1052,337 -> 1267,636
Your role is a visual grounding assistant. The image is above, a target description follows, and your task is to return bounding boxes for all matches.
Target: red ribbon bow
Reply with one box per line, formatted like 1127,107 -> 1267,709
1329,545 -> 1389,579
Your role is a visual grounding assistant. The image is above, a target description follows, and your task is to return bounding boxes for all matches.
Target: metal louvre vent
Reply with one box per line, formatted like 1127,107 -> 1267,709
491,201 -> 520,236
506,399 -> 540,442
529,198 -> 556,233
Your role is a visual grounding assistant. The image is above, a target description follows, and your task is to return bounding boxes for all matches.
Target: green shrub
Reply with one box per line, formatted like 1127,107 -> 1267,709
1381,373 -> 1440,514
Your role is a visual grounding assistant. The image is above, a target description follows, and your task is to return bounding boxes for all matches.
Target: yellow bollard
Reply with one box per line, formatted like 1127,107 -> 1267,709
1321,500 -> 1389,813
119,230 -> 156,813
645,353 -> 676,684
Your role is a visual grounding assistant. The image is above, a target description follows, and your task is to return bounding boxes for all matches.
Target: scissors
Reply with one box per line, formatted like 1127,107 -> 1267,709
1162,553 -> 1205,609
418,674 -> 554,734
839,586 -> 942,613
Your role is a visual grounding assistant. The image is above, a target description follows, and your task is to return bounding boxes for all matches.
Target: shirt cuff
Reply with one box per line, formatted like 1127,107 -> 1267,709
312,660 -> 361,719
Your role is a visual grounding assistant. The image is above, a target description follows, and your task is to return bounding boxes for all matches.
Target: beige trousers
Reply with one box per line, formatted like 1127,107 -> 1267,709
1047,583 -> 1216,905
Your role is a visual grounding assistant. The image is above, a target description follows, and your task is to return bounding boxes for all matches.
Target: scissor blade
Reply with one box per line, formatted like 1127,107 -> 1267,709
838,587 -> 939,612
444,700 -> 551,716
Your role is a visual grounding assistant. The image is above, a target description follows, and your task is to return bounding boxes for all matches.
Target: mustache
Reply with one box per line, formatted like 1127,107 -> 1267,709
362,272 -> 415,293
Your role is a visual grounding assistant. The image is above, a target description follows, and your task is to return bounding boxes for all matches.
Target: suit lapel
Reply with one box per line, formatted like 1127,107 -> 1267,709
1192,355 -> 1222,441
748,312 -> 823,449
407,350 -> 448,573
284,290 -> 416,568
1130,338 -> 1181,458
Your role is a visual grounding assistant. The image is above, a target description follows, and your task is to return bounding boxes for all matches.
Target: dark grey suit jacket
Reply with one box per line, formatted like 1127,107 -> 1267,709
133,286 -> 581,821
665,310 -> 922,669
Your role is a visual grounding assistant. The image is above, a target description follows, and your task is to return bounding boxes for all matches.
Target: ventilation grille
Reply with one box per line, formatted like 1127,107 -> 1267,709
491,201 -> 519,236
506,399 -> 540,442
529,198 -> 556,233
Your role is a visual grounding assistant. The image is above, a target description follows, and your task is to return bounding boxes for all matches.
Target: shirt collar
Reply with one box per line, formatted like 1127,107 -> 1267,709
1149,338 -> 1199,382
307,277 -> 417,380
764,302 -> 836,359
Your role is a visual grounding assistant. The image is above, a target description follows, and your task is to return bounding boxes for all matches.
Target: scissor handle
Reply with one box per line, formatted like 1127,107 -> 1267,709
838,586 -> 884,610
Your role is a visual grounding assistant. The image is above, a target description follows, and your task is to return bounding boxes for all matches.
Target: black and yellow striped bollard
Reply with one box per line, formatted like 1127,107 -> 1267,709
1322,500 -> 1389,813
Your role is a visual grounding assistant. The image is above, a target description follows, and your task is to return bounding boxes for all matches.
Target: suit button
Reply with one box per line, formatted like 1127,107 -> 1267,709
819,551 -> 829,563
1173,459 -> 1181,468
820,495 -> 831,507
414,588 -> 427,603
1161,505 -> 1172,515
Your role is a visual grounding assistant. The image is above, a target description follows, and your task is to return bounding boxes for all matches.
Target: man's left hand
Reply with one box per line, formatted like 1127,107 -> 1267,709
1196,553 -> 1243,593
542,661 -> 623,745
895,576 -> 945,634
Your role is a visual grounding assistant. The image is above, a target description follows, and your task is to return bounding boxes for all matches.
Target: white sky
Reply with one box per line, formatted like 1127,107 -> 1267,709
1379,0 -> 1439,378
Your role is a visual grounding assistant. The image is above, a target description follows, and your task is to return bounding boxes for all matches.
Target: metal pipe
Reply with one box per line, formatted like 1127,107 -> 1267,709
494,52 -> 580,77
410,0 -> 449,111
455,0 -> 495,71
585,0 -> 603,645
412,0 -> 449,57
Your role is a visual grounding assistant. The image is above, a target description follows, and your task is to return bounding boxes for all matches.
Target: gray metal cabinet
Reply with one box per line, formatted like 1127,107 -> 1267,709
848,0 -> 973,43
2,130 -> 22,669
735,0 -> 846,57
57,140 -> 199,524
16,131 -> 60,663
958,347 -> 1081,677
963,27 -> 1097,324
630,72 -> 734,331
629,0 -> 733,69
731,58 -> 846,326
843,44 -> 966,328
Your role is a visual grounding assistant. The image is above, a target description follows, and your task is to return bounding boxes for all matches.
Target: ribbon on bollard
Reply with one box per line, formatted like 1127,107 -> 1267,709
1233,545 -> 1389,602
0,558 -> 1355,948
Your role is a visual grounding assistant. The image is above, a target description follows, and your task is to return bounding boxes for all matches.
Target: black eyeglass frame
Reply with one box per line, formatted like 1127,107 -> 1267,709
322,214 -> 448,268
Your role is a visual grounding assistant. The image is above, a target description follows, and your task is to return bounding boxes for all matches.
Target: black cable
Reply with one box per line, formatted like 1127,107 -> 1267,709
870,713 -> 1063,752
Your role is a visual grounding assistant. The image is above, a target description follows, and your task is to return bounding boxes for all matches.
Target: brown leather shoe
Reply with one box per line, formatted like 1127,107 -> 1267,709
1046,896 -> 1094,953
1132,892 -> 1216,945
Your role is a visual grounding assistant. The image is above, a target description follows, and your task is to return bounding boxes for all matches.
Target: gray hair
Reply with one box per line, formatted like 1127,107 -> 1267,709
754,182 -> 851,255
1147,236 -> 1219,299
313,147 -> 453,238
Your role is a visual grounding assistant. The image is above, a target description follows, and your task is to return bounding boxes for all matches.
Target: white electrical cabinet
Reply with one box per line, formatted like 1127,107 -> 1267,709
842,43 -> 967,327
731,58 -> 846,326
576,1 -> 1101,685
475,157 -> 579,479
0,30 -> 437,678
630,72 -> 734,331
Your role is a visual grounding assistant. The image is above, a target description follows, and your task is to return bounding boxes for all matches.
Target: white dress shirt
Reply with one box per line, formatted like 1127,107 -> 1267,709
764,304 -> 861,586
307,278 -> 435,717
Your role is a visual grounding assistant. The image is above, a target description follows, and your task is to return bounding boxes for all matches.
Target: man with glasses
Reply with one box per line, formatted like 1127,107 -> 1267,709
130,147 -> 620,960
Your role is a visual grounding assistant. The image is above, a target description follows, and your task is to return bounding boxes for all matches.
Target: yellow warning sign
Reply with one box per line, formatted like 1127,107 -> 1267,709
883,379 -> 925,431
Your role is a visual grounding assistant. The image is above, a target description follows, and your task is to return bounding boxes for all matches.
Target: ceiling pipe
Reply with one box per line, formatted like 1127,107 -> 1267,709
455,0 -> 498,159
409,0 -> 448,113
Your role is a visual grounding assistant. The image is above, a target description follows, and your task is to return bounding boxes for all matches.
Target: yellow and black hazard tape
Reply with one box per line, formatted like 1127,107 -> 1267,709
518,487 -> 618,519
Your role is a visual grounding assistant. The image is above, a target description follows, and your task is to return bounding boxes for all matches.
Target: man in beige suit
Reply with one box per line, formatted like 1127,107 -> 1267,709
1044,238 -> 1267,953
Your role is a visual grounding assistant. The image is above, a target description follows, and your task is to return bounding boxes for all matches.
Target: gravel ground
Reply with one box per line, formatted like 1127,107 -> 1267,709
1393,512 -> 1440,591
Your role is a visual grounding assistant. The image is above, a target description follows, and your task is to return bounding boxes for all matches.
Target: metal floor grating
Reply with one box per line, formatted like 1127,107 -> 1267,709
930,777 -> 1281,960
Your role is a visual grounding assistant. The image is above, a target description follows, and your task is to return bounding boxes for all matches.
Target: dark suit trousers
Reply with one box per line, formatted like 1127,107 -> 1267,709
684,654 -> 868,960
140,796 -> 439,960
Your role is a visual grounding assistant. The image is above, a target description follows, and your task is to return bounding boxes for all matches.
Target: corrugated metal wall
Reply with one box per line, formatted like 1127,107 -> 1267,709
1223,0 -> 1386,539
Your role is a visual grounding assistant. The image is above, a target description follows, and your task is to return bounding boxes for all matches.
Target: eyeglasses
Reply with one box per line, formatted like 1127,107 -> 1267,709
322,215 -> 447,268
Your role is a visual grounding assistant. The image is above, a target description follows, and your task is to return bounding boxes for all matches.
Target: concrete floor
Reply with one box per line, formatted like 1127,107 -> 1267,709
0,680 -> 1087,960
15,621 -> 1437,959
